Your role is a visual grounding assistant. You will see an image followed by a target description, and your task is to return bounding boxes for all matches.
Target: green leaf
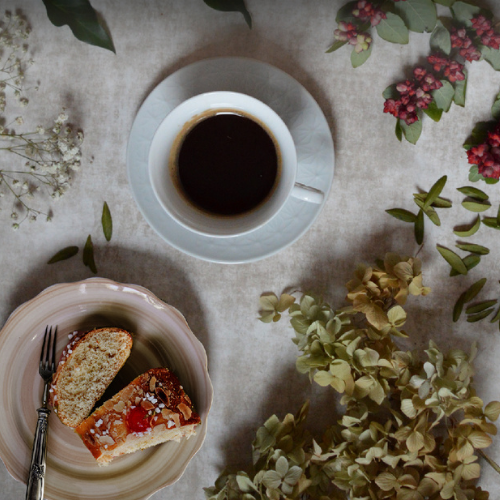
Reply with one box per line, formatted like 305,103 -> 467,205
436,245 -> 467,275
386,208 -> 417,223
463,277 -> 487,303
453,216 -> 481,237
450,254 -> 480,276
394,0 -> 437,33
83,234 -> 97,274
450,1 -> 482,26
47,246 -> 79,264
456,243 -> 489,255
415,209 -> 424,245
203,0 -> 252,28
467,308 -> 495,322
383,84 -> 400,100
423,175 -> 447,209
454,69 -> 467,107
490,307 -> 500,323
464,121 -> 496,150
101,201 -> 112,241
453,292 -> 466,322
413,193 -> 452,208
492,91 -> 500,121
351,45 -> 372,68
457,186 -> 489,201
466,300 -> 498,315
336,1 -> 358,22
482,217 -> 500,229
326,39 -> 347,53
432,80 -> 455,112
414,198 -> 440,225
376,12 -> 409,44
462,200 -> 491,212
481,46 -> 500,71
433,0 -> 455,6
430,20 -> 451,55
423,100 -> 443,122
400,118 -> 422,144
395,120 -> 403,141
469,165 -> 482,181
42,0 -> 115,52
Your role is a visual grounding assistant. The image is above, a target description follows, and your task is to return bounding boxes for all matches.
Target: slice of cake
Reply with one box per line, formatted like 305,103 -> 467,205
74,368 -> 201,464
49,327 -> 133,428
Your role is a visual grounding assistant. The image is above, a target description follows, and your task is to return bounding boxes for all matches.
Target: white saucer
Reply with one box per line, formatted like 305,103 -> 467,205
127,57 -> 334,264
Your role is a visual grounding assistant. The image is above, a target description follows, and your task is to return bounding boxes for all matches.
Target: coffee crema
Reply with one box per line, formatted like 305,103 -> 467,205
170,109 -> 280,217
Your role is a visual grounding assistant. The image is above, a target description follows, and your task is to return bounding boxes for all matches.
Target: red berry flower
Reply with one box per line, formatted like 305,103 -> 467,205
427,54 -> 465,83
467,122 -> 500,179
471,15 -> 500,50
450,27 -> 481,62
334,21 -> 358,42
471,15 -> 492,37
352,0 -> 386,27
413,67 -> 443,92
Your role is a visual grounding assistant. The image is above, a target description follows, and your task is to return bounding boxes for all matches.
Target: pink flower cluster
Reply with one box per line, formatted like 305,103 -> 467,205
383,68 -> 442,125
450,27 -> 481,62
352,0 -> 386,27
471,15 -> 500,50
467,123 -> 500,179
427,54 -> 465,83
334,22 -> 372,53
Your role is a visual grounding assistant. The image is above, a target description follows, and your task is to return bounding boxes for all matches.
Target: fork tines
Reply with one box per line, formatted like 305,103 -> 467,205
40,325 -> 58,373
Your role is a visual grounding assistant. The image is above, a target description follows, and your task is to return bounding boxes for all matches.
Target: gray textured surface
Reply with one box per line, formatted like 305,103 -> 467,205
1,0 -> 500,498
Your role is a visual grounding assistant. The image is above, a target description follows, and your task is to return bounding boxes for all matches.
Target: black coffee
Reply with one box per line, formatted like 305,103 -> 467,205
175,112 -> 279,216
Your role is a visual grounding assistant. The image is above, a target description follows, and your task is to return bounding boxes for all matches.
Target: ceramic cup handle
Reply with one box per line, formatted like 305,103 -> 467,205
291,183 -> 324,204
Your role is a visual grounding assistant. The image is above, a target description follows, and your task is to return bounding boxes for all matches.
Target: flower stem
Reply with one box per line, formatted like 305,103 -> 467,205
478,449 -> 500,475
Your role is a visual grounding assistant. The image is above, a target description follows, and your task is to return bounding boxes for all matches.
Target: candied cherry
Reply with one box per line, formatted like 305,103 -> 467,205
126,406 -> 151,433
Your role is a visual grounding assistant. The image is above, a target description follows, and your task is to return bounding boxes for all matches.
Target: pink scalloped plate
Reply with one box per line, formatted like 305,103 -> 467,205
0,278 -> 213,500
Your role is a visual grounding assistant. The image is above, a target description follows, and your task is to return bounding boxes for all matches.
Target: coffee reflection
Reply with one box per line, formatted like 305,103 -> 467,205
169,109 -> 281,217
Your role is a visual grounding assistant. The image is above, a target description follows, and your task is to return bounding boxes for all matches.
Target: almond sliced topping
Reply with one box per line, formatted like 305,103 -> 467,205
177,403 -> 192,420
99,435 -> 115,445
171,413 -> 180,428
161,408 -> 175,420
155,387 -> 170,406
135,396 -> 141,405
113,401 -> 125,412
149,376 -> 157,393
141,400 -> 155,411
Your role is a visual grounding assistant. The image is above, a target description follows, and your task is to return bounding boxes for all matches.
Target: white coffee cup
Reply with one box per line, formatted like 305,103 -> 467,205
148,91 -> 323,238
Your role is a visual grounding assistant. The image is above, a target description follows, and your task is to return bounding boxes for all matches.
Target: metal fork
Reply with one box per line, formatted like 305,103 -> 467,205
25,326 -> 58,500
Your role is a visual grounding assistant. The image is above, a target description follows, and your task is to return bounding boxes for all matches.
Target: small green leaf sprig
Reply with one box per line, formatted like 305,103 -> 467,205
463,91 -> 500,184
204,254 -> 500,500
47,201 -> 112,274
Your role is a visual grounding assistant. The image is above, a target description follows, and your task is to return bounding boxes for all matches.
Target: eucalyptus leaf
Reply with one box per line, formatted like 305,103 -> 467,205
454,69 -> 467,107
101,201 -> 112,241
400,118 -> 422,144
203,0 -> 252,28
436,245 -> 467,275
395,120 -> 403,141
462,199 -> 491,212
492,91 -> 500,121
326,40 -> 347,53
490,306 -> 500,323
47,245 -> 79,264
450,1 -> 482,26
42,0 -> 115,52
351,45 -> 372,68
335,1 -> 358,22
482,217 -> 500,229
453,292 -> 466,322
376,12 -> 409,44
457,186 -> 489,201
463,277 -> 487,303
432,81 -> 455,112
414,198 -> 440,226
453,216 -> 481,237
386,208 -> 417,223
468,165 -> 482,181
83,234 -> 97,274
393,0 -> 437,33
383,84 -> 400,100
415,209 -> 424,245
466,300 -> 498,315
481,45 -> 500,71
450,254 -> 480,276
423,175 -> 447,209
430,20 -> 451,55
467,308 -> 495,322
423,100 -> 443,122
456,243 -> 489,255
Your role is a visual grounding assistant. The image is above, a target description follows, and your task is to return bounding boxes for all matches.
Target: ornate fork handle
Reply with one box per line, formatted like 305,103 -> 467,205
25,407 -> 50,500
